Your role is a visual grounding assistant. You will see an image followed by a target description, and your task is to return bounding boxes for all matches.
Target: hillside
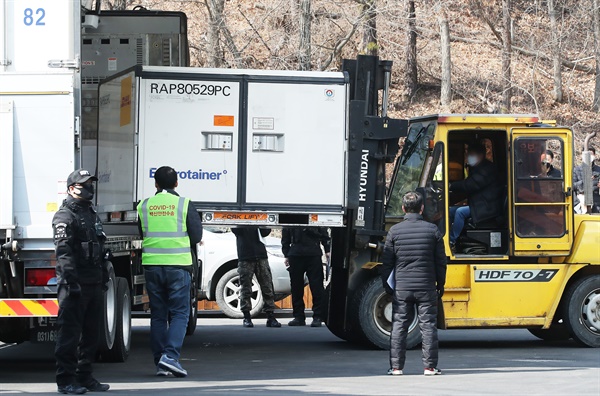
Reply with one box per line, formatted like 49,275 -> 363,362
118,0 -> 598,150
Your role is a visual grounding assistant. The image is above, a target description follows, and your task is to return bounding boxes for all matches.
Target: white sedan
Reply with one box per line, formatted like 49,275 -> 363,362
197,228 -> 291,318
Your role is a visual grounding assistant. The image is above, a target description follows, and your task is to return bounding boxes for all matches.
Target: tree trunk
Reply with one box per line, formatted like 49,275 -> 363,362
501,0 -> 512,112
593,0 -> 600,111
360,0 -> 378,56
298,0 -> 311,70
206,0 -> 224,68
404,0 -> 418,101
439,11 -> 451,108
548,0 -> 563,102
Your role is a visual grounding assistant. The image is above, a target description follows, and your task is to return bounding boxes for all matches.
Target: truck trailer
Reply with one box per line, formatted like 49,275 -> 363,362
0,0 -> 189,361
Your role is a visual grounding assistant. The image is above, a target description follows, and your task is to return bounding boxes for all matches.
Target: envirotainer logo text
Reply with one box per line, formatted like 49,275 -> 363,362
149,168 -> 227,181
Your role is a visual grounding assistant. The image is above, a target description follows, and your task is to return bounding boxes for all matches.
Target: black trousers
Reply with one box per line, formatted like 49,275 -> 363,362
288,255 -> 325,320
55,284 -> 102,386
390,290 -> 439,370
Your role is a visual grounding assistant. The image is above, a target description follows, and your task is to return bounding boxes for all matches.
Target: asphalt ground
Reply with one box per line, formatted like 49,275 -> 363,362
0,316 -> 598,395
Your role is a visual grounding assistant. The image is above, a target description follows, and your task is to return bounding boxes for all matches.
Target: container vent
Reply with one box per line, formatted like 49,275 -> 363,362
136,38 -> 143,65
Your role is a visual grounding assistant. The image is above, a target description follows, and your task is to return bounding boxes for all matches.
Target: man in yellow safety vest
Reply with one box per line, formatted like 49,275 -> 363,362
137,166 -> 203,378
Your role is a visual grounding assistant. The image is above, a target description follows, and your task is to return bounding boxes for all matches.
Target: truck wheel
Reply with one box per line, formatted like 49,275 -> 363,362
355,277 -> 421,350
215,268 -> 263,319
98,263 -> 117,352
528,325 -> 571,341
186,272 -> 198,336
99,277 -> 131,362
564,275 -> 600,347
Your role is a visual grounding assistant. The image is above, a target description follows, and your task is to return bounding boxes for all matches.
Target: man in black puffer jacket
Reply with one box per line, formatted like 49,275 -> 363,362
380,191 -> 447,377
449,143 -> 502,246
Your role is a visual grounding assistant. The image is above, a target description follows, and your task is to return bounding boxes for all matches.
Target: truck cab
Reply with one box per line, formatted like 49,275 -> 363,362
380,114 -> 600,348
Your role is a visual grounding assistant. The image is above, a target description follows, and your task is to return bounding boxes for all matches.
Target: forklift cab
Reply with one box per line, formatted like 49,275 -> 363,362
387,115 -> 574,258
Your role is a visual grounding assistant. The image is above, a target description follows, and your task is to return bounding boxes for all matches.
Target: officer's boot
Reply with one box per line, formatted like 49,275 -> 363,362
266,312 -> 281,328
242,311 -> 254,328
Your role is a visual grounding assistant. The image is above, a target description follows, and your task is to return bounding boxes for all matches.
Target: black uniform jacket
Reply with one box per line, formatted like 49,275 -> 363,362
380,213 -> 447,292
281,227 -> 330,257
450,159 -> 503,224
231,227 -> 271,261
52,196 -> 105,285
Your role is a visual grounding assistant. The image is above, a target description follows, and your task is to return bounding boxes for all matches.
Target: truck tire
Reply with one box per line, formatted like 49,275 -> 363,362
186,272 -> 198,336
528,324 -> 571,342
98,263 -> 117,352
215,268 -> 263,319
354,277 -> 421,350
99,277 -> 131,362
563,275 -> 600,347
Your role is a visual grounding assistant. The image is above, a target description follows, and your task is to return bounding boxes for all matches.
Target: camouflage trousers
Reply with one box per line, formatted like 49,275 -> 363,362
238,259 -> 276,313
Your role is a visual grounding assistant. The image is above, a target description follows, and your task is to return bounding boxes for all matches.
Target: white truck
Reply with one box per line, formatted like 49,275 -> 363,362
0,0 -> 189,361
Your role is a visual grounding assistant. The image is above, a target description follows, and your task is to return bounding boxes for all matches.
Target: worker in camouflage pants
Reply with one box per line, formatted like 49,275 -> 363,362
231,227 -> 281,328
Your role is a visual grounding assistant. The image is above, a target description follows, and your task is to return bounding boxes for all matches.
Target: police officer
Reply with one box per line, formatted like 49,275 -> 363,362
53,169 -> 109,394
137,166 -> 203,377
282,227 -> 330,327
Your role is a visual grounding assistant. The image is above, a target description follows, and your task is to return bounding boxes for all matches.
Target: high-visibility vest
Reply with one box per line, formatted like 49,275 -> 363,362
137,191 -> 192,266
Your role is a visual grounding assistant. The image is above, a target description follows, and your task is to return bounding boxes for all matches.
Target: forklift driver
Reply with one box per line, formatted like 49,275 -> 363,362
448,143 -> 502,250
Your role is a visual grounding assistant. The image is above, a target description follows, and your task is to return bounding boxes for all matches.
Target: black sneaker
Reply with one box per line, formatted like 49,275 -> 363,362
266,317 -> 281,328
243,318 -> 254,328
310,318 -> 322,327
57,384 -> 87,394
288,318 -> 306,326
81,379 -> 109,392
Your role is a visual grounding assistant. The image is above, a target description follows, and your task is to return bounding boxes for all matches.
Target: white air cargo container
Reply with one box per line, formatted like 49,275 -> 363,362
97,66 -> 349,226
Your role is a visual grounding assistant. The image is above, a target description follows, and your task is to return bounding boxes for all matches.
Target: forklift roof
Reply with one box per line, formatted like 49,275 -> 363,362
410,114 -> 540,125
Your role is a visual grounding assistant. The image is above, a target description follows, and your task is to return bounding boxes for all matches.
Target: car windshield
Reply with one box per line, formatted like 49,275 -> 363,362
386,121 -> 436,217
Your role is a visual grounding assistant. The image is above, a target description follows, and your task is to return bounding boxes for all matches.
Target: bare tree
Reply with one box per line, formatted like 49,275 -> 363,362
501,0 -> 512,112
359,0 -> 378,56
548,0 -> 563,102
594,0 -> 600,111
404,0 -> 418,101
438,5 -> 451,108
204,0 -> 243,68
298,0 -> 312,70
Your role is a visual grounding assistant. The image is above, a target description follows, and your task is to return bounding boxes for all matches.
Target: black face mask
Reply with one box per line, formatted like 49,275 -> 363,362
77,183 -> 95,201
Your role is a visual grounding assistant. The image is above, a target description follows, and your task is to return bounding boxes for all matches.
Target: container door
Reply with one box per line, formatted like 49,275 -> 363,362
511,128 -> 573,255
244,81 -> 347,210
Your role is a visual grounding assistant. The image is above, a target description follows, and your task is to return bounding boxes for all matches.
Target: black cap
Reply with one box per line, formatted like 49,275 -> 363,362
67,169 -> 98,186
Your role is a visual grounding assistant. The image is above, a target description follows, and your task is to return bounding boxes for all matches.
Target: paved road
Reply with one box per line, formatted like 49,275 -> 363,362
0,317 -> 598,395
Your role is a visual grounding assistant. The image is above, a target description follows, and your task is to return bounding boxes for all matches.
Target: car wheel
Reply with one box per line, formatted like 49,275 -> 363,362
564,275 -> 600,347
215,268 -> 263,319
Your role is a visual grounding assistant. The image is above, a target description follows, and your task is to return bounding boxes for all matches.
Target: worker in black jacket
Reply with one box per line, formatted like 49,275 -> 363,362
282,227 -> 330,327
380,191 -> 447,377
449,143 -> 502,246
231,227 -> 281,328
52,169 -> 110,394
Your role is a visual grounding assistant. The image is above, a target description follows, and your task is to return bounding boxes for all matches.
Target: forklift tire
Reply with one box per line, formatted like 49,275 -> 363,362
563,275 -> 600,347
354,277 -> 421,350
528,325 -> 571,342
99,277 -> 131,362
186,272 -> 198,336
98,263 -> 117,352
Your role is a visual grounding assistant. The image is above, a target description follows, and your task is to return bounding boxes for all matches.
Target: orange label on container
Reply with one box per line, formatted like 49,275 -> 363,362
213,212 -> 267,222
214,115 -> 235,127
